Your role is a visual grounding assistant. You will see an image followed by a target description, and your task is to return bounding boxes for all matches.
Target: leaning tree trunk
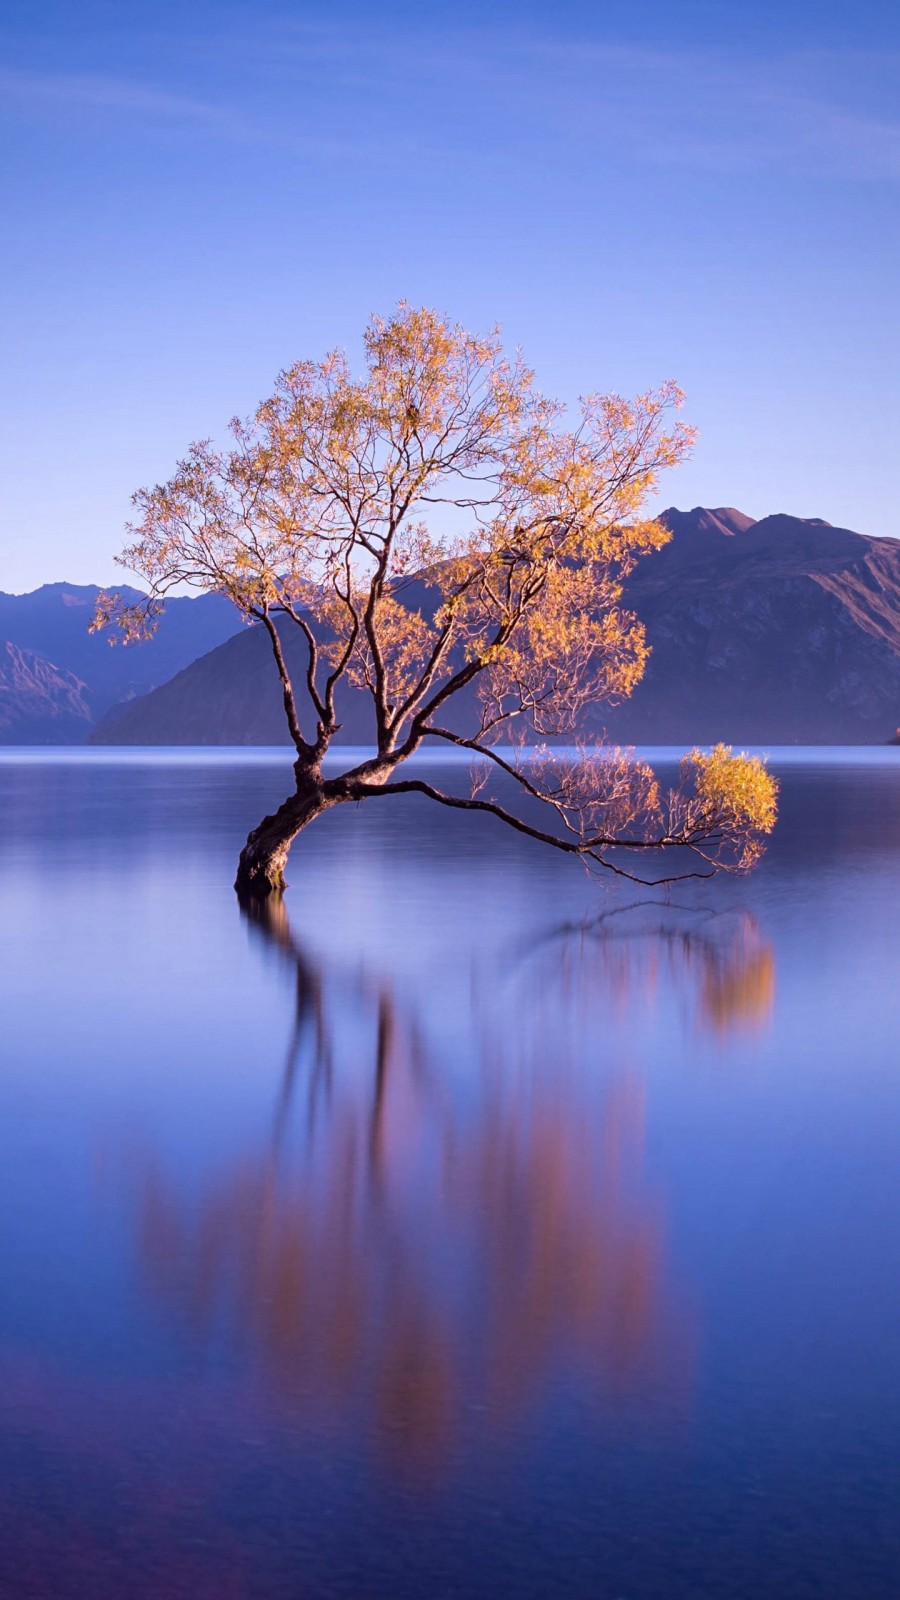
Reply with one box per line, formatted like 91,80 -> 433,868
234,782 -> 329,901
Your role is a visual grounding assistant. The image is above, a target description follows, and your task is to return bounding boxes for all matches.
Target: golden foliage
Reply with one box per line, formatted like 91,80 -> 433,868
93,304 -> 778,884
92,303 -> 694,745
676,746 -> 779,871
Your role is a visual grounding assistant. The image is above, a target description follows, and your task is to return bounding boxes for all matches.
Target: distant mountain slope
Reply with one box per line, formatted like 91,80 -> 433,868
0,642 -> 93,743
598,510 -> 900,743
0,583 -> 241,740
91,508 -> 900,747
91,623 -> 379,746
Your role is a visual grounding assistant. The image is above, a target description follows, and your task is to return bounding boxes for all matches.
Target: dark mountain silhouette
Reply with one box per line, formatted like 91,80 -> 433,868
89,508 -> 900,747
0,584 -> 241,742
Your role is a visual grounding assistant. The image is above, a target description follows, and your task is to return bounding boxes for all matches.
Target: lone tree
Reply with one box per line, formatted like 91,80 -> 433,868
94,305 -> 777,899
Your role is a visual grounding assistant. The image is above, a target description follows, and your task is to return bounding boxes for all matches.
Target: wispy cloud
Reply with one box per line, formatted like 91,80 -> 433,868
0,66 -> 240,130
2,26 -> 899,183
545,40 -> 900,181
228,21 -> 900,183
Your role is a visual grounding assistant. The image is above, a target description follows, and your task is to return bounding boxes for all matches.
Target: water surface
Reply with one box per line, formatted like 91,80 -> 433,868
1,750 -> 898,1599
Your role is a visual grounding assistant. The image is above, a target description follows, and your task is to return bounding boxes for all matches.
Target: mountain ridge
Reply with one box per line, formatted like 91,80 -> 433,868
0,584 -> 241,741
89,507 -> 900,748
0,641 -> 93,743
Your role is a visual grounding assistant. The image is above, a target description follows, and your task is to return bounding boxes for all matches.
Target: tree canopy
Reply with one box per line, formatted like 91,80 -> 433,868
94,304 -> 777,896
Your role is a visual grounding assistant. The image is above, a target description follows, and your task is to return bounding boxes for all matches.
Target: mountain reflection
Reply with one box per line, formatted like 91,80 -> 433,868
129,898 -> 772,1479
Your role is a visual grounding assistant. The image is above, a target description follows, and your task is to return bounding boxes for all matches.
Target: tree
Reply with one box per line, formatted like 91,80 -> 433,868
93,305 -> 777,899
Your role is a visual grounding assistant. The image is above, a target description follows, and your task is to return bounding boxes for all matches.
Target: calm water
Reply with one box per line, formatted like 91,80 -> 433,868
0,750 -> 898,1600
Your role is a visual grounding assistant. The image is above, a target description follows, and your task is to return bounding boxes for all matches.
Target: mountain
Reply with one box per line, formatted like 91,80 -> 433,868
0,642 -> 93,743
91,623 -> 378,746
597,510 -> 900,743
657,506 -> 757,541
90,509 -> 900,748
0,584 -> 241,742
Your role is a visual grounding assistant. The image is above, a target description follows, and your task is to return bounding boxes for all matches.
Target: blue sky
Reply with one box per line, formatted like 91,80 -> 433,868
1,0 -> 898,590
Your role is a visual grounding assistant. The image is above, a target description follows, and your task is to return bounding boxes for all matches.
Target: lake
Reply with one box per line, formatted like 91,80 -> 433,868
1,749 -> 898,1599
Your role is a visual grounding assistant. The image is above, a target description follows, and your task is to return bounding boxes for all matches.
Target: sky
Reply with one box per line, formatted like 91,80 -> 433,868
1,0 -> 899,592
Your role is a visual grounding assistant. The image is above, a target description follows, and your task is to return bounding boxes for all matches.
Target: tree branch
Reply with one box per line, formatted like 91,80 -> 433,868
278,601 -> 328,727
341,777 -> 718,886
259,610 -> 312,758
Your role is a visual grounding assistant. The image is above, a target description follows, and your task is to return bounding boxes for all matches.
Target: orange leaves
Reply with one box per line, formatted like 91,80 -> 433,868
682,745 -> 779,836
93,304 -> 706,783
671,746 -> 780,872
524,743 -> 664,843
88,306 -> 783,884
321,591 -> 439,709
94,304 -> 695,666
459,739 -> 779,882
88,591 -> 165,646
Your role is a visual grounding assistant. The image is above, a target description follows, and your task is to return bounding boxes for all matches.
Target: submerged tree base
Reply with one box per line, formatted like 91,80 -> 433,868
234,785 -> 329,901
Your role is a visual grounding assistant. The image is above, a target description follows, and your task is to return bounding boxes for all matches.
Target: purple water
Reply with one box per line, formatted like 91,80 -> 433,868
1,750 -> 898,1599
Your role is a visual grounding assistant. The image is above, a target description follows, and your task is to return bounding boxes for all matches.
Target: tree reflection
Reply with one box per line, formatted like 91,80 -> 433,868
508,900 -> 775,1042
129,896 -> 772,1481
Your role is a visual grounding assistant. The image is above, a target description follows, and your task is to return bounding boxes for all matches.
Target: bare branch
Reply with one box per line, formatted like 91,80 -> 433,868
258,610 -> 311,758
341,776 -> 720,887
277,599 -> 328,727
